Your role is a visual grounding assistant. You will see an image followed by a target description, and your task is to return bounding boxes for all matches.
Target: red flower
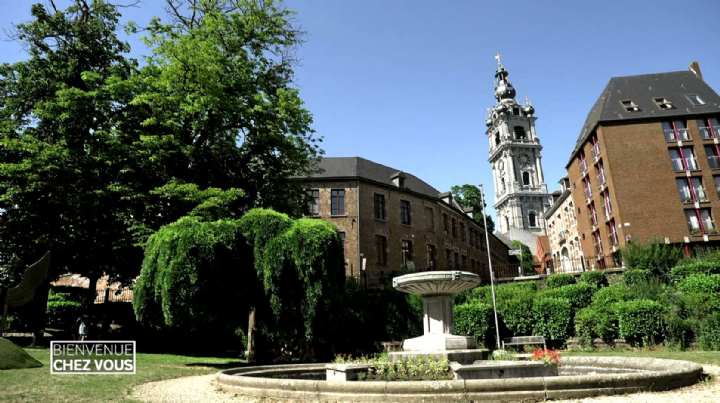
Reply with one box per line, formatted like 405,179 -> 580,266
531,348 -> 560,365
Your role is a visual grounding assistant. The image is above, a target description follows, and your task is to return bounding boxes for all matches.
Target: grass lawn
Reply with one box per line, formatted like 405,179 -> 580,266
0,347 -> 244,403
564,349 -> 720,367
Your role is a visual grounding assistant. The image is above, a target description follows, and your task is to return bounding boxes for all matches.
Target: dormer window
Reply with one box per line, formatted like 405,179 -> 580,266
686,94 -> 706,106
391,172 -> 406,188
620,99 -> 640,112
654,97 -> 674,110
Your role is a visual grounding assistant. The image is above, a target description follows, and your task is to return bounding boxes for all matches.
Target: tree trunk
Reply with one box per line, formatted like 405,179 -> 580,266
30,281 -> 50,347
246,307 -> 256,362
0,288 -> 8,335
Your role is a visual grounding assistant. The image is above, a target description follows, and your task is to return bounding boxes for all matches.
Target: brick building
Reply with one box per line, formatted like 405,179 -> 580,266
544,177 -> 584,272
566,63 -> 720,267
299,157 -> 514,287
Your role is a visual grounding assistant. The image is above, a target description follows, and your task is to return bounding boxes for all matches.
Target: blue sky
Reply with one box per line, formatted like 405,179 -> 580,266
2,1 -> 720,219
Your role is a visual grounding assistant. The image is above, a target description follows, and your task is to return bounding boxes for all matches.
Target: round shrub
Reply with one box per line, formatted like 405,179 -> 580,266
614,299 -> 665,346
574,307 -> 598,344
574,306 -> 618,345
676,274 -> 720,294
664,315 -> 694,350
699,313 -> 720,350
623,269 -> 651,287
454,302 -> 494,347
532,297 -> 573,344
498,295 -> 535,336
591,283 -> 632,307
541,283 -> 594,311
580,271 -> 609,289
545,274 -> 576,288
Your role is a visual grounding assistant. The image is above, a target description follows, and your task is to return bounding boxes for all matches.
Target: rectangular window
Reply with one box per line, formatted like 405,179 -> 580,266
579,151 -> 588,175
425,207 -> 435,231
685,208 -> 715,234
469,228 -> 475,248
460,223 -> 466,242
589,202 -> 598,227
373,193 -> 386,221
714,176 -> 720,197
443,213 -> 449,232
426,244 -> 436,270
451,218 -> 457,237
307,189 -> 320,216
698,117 -> 720,140
401,240 -> 413,267
593,231 -> 603,256
375,235 -> 387,266
676,177 -> 707,203
454,252 -> 460,269
583,177 -> 592,199
686,94 -> 706,106
654,97 -> 674,110
338,231 -> 346,245
602,191 -> 613,220
607,220 -> 618,246
591,133 -> 600,160
620,99 -> 640,112
446,249 -> 453,269
662,120 -> 689,142
705,145 -> 720,169
330,189 -> 345,216
596,161 -> 606,187
461,255 -> 467,269
400,200 -> 411,225
668,147 -> 698,171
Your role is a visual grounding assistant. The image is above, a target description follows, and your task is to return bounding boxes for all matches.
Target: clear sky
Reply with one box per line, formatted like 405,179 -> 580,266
2,1 -> 720,219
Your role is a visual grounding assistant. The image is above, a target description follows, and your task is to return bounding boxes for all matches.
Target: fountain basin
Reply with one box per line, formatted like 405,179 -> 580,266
216,357 -> 704,402
450,360 -> 558,380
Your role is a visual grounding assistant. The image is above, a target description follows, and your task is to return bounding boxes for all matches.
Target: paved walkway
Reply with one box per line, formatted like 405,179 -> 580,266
131,365 -> 720,402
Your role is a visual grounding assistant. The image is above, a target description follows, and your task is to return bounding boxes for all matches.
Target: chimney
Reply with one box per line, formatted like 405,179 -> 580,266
689,61 -> 703,80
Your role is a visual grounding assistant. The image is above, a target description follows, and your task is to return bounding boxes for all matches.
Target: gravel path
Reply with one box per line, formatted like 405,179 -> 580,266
131,365 -> 720,402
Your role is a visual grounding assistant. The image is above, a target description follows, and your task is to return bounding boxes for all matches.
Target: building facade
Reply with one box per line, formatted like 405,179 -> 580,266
544,177 -> 584,272
566,64 -> 720,267
486,56 -> 551,248
299,157 -> 514,287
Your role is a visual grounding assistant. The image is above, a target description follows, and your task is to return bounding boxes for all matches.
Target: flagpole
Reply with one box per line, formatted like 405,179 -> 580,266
479,184 -> 501,350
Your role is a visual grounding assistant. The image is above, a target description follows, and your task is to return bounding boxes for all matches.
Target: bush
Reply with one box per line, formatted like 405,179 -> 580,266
670,259 -> 720,283
580,271 -> 609,289
369,355 -> 452,381
532,297 -> 573,344
574,307 -> 618,345
46,291 -> 82,330
699,313 -> 720,350
614,299 -> 665,346
623,269 -> 651,287
591,283 -> 632,307
676,274 -> 720,294
621,242 -> 682,280
541,283 -> 594,311
498,295 -> 535,337
664,316 -> 694,350
545,274 -> 576,288
454,302 -> 494,347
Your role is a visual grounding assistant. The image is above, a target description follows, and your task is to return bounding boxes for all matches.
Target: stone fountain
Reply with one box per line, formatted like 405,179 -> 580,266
389,270 -> 488,364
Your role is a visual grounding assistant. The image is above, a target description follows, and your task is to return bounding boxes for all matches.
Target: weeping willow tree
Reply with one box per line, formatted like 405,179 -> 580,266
134,208 -> 344,360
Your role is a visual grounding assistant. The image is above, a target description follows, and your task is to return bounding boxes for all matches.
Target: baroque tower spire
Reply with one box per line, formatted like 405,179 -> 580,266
486,55 -> 551,248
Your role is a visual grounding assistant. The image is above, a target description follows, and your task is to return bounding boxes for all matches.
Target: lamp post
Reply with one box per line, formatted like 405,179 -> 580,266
478,184 -> 501,350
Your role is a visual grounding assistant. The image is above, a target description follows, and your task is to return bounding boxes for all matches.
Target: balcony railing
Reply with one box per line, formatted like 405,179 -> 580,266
700,126 -> 720,140
671,157 -> 698,171
708,156 -> 720,169
664,128 -> 691,142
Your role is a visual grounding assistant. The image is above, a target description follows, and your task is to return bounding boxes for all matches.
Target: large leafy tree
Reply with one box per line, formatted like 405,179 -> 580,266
0,1 -> 142,299
450,184 -> 495,233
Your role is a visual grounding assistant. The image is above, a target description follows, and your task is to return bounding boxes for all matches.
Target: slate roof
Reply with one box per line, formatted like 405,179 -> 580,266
567,70 -> 720,166
306,157 -> 441,198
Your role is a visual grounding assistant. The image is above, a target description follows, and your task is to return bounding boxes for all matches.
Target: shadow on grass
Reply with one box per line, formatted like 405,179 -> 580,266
185,361 -> 249,369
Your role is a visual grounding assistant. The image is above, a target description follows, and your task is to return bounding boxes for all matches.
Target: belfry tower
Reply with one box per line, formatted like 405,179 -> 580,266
486,54 -> 551,247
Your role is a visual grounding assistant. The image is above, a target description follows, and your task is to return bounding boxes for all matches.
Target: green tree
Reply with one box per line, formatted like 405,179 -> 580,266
0,1 -> 142,305
450,184 -> 494,232
511,240 -> 534,275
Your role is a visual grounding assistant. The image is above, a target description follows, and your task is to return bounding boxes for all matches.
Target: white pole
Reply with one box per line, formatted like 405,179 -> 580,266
479,184 -> 501,350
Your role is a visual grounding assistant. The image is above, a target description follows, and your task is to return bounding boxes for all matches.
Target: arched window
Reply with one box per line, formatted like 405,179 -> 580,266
513,126 -> 526,140
500,178 -> 506,192
522,171 -> 531,186
528,212 -> 537,227
504,216 -> 510,230
494,132 -> 500,146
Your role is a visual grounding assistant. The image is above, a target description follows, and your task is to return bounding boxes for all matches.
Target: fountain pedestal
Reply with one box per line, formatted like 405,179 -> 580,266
389,271 -> 488,364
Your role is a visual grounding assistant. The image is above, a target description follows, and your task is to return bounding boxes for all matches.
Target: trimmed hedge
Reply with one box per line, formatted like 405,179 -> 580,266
579,271 -> 609,289
671,260 -> 720,283
623,269 -> 651,287
46,291 -> 82,330
532,297 -> 573,344
498,295 -> 535,336
541,282 -> 594,311
699,313 -> 720,350
574,306 -> 618,345
454,302 -> 494,347
591,283 -> 632,307
545,274 -> 576,288
676,274 -> 720,295
614,299 -> 665,346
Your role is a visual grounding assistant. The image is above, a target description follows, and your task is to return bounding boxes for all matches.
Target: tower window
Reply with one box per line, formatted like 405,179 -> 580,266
494,132 -> 500,146
529,212 -> 537,228
513,126 -> 526,140
522,171 -> 531,186
620,99 -> 640,112
653,97 -> 674,110
513,107 -> 520,115
685,94 -> 705,106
